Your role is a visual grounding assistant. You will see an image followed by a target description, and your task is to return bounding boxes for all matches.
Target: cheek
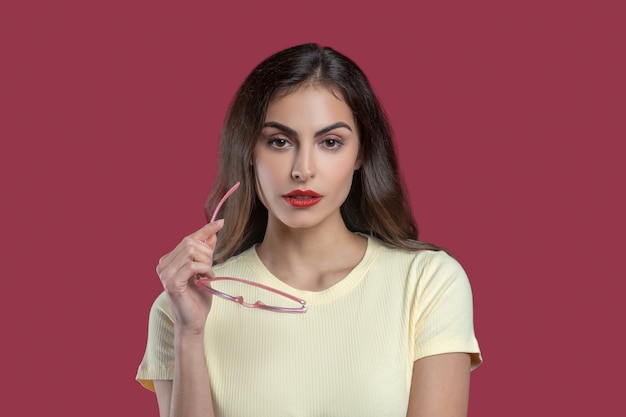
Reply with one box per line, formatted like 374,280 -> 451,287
254,160 -> 278,187
321,154 -> 358,179
321,158 -> 357,199
253,148 -> 286,179
252,156 -> 283,207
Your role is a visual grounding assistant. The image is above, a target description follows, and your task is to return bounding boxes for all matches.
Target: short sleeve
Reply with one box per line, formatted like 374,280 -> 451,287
135,292 -> 176,391
410,251 -> 482,370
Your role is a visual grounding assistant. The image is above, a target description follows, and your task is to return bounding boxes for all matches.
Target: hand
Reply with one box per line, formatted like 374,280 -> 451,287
156,220 -> 225,335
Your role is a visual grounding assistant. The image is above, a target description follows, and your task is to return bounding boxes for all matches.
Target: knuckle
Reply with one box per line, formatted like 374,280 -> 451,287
181,236 -> 197,247
186,262 -> 212,278
181,245 -> 193,257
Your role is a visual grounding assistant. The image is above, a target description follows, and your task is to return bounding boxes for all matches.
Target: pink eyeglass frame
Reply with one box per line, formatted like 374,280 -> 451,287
194,181 -> 308,313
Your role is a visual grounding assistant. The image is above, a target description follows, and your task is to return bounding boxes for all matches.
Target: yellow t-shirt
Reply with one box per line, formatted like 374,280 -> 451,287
136,235 -> 482,416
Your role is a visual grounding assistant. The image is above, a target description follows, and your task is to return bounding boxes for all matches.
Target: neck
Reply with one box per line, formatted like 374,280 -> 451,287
256,218 -> 367,291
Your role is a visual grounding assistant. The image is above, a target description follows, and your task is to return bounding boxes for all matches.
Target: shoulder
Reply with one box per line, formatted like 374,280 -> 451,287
412,249 -> 470,294
373,237 -> 465,275
416,250 -> 467,281
370,238 -> 471,293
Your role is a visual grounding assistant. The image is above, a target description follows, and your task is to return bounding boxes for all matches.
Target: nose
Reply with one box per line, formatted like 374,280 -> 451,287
292,147 -> 315,182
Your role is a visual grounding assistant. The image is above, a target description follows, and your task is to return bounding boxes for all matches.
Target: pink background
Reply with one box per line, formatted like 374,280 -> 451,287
2,0 -> 624,415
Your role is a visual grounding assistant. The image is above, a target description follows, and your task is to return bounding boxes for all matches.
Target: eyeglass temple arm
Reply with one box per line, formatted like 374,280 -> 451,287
197,276 -> 307,304
210,181 -> 241,223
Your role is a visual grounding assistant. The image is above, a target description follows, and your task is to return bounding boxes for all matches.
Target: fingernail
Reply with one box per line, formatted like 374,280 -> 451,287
213,218 -> 224,226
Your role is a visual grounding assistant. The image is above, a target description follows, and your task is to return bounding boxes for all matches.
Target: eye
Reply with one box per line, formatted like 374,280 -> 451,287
268,137 -> 291,149
321,138 -> 343,149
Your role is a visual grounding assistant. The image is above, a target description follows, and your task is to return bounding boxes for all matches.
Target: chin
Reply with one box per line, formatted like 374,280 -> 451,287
277,218 -> 320,230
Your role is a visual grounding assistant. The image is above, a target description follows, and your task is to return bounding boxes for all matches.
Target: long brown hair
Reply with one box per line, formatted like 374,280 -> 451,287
206,43 -> 443,263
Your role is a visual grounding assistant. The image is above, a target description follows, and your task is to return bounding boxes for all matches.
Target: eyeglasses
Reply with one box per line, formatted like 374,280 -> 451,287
194,182 -> 308,313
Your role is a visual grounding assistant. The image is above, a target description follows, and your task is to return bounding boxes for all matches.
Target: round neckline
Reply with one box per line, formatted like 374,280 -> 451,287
241,234 -> 381,305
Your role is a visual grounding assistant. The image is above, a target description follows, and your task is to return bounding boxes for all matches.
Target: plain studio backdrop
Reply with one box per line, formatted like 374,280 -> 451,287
1,0 -> 624,415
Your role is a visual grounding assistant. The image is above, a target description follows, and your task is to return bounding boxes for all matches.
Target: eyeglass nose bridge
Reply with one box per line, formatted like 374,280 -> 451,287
195,276 -> 308,314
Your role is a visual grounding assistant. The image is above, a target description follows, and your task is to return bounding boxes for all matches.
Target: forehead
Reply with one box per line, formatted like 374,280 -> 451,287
264,87 -> 354,126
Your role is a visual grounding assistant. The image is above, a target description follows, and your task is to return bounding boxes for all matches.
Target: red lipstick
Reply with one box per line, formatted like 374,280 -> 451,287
282,189 -> 322,208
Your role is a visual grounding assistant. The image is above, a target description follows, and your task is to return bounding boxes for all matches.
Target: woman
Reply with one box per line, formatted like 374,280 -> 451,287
136,43 -> 482,417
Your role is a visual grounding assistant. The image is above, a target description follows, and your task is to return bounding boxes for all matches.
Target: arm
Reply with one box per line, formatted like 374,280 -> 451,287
407,251 -> 480,416
154,380 -> 172,417
406,353 -> 471,417
152,221 -> 224,417
154,332 -> 216,417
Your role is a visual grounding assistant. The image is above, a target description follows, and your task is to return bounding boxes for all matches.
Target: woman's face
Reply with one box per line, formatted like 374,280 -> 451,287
253,86 -> 361,231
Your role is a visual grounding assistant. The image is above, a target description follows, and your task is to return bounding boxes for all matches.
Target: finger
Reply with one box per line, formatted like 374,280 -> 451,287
157,238 -> 216,277
189,219 -> 225,243
160,220 -> 223,267
157,220 -> 224,276
204,233 -> 217,248
161,261 -> 215,294
161,257 -> 216,286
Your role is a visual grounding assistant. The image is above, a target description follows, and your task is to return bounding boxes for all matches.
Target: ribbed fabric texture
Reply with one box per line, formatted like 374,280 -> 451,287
136,235 -> 481,416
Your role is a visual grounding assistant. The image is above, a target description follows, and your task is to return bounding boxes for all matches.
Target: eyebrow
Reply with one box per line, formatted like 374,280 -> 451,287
262,121 -> 353,138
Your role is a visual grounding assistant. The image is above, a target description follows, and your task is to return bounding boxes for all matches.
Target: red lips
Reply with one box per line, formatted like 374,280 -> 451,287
282,189 -> 322,208
285,189 -> 322,198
